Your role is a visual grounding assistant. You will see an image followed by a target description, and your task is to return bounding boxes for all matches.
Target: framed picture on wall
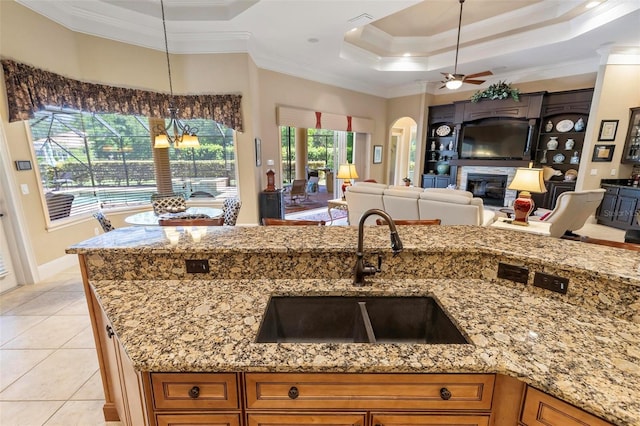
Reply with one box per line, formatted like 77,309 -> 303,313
598,120 -> 618,141
373,145 -> 383,164
592,144 -> 615,162
255,138 -> 262,167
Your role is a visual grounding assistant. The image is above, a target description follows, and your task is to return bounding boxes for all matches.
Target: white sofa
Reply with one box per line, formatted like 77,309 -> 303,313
345,183 -> 495,226
344,182 -> 387,225
418,188 -> 495,226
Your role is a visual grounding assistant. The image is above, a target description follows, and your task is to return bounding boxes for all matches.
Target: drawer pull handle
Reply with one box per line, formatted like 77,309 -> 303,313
440,387 -> 452,400
188,386 -> 200,399
288,386 -> 299,399
106,325 -> 114,339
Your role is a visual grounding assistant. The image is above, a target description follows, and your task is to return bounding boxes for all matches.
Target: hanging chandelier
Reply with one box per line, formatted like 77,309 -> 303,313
154,0 -> 199,149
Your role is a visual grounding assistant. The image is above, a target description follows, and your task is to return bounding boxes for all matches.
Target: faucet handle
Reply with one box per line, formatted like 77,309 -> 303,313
364,253 -> 382,274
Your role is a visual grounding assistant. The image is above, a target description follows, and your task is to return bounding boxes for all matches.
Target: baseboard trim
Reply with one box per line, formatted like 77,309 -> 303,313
36,254 -> 79,283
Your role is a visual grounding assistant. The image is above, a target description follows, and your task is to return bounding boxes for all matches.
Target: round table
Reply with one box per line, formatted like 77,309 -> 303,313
124,207 -> 223,226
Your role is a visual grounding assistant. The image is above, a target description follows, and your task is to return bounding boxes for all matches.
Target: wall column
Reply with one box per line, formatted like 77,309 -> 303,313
295,128 -> 308,180
149,117 -> 173,195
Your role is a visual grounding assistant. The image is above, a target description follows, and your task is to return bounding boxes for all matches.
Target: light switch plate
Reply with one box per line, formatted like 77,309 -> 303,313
611,169 -> 617,175
590,169 -> 598,176
20,184 -> 29,195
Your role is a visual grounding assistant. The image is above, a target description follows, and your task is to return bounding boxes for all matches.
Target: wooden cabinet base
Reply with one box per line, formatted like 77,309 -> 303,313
157,413 -> 241,426
247,413 -> 366,426
520,387 -> 612,426
372,413 -> 490,426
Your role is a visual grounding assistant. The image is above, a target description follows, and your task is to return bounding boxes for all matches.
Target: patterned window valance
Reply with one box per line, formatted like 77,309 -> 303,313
1,59 -> 243,132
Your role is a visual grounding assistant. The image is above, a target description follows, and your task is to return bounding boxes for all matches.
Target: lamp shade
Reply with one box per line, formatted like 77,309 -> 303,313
337,164 -> 359,180
508,168 -> 547,194
154,134 -> 170,149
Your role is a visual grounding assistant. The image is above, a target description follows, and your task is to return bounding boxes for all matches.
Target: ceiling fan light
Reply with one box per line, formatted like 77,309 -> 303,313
446,79 -> 463,90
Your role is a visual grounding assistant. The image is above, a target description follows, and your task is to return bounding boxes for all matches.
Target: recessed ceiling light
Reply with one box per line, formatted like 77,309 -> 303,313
585,1 -> 603,9
403,53 -> 412,57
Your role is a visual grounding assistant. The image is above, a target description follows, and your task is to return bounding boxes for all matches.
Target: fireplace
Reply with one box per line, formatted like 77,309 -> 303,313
466,174 -> 507,207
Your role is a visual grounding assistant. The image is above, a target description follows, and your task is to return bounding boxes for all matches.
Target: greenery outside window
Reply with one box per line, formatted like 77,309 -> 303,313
29,108 -> 237,221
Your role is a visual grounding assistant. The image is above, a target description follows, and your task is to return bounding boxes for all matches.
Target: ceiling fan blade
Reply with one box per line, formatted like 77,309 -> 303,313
441,72 -> 454,80
464,70 -> 493,80
464,79 -> 486,85
439,84 -> 447,89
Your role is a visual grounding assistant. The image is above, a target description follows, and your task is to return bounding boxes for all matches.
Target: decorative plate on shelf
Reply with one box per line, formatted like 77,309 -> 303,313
553,153 -> 565,163
555,119 -> 574,133
435,125 -> 451,137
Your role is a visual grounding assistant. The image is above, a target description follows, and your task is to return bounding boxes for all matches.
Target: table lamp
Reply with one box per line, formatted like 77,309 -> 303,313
337,163 -> 358,199
507,167 -> 547,226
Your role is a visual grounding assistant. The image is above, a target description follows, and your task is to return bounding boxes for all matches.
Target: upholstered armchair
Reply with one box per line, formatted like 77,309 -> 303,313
531,189 -> 605,238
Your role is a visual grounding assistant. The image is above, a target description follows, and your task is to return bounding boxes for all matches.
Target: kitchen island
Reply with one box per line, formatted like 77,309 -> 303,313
67,225 -> 640,426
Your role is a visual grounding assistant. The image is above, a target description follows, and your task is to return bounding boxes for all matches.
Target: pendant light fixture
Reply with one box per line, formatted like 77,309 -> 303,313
154,0 -> 199,149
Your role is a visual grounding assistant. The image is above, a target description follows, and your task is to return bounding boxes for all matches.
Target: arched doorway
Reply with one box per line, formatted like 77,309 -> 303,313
389,117 -> 418,186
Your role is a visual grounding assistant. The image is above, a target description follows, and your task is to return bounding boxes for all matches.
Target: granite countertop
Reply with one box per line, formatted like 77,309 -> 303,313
92,276 -> 640,426
68,225 -> 640,285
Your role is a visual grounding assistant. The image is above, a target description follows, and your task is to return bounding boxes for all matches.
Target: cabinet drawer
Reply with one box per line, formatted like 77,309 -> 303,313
372,413 -> 490,426
620,188 -> 640,198
520,387 -> 612,426
151,373 -> 239,410
156,413 -> 241,426
245,373 -> 494,411
247,412 -> 366,426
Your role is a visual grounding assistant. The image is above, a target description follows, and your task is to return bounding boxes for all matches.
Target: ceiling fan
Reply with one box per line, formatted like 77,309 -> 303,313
440,0 -> 493,90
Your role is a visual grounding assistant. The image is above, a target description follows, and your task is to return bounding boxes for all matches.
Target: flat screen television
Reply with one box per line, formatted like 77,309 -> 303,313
460,119 -> 531,160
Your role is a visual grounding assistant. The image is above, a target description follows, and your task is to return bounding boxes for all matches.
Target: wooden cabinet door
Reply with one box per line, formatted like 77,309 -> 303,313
597,192 -> 617,224
372,413 -> 489,426
613,195 -> 637,227
156,413 -> 241,426
247,413 -> 365,426
520,387 -> 612,426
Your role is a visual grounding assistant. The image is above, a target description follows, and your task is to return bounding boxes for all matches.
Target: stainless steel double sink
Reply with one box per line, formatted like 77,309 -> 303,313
256,296 -> 469,344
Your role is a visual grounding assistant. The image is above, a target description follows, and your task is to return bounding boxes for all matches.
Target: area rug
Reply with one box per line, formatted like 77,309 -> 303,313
284,199 -> 327,214
287,207 -> 347,223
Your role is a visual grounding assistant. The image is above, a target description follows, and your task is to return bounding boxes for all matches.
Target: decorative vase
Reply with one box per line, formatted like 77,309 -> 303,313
574,118 -> 585,131
540,149 -> 548,164
431,141 -> 436,150
565,138 -> 575,150
436,163 -> 450,175
546,136 -> 559,150
545,120 -> 553,132
448,141 -> 454,151
570,151 -> 580,164
439,143 -> 445,151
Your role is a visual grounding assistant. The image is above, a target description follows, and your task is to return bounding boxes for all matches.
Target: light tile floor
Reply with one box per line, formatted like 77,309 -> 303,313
0,219 -> 626,425
0,267 -> 121,426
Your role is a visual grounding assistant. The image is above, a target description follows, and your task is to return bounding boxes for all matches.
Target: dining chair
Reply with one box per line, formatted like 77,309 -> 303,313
375,219 -> 441,226
262,218 -> 326,226
93,210 -> 115,232
222,197 -> 242,226
158,217 -> 225,226
151,193 -> 187,214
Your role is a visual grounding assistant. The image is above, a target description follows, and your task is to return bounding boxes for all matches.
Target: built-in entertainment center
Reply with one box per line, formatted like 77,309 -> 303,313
424,88 -> 594,209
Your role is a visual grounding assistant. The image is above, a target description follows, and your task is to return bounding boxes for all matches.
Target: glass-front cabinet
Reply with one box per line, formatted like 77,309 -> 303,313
622,107 -> 640,164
